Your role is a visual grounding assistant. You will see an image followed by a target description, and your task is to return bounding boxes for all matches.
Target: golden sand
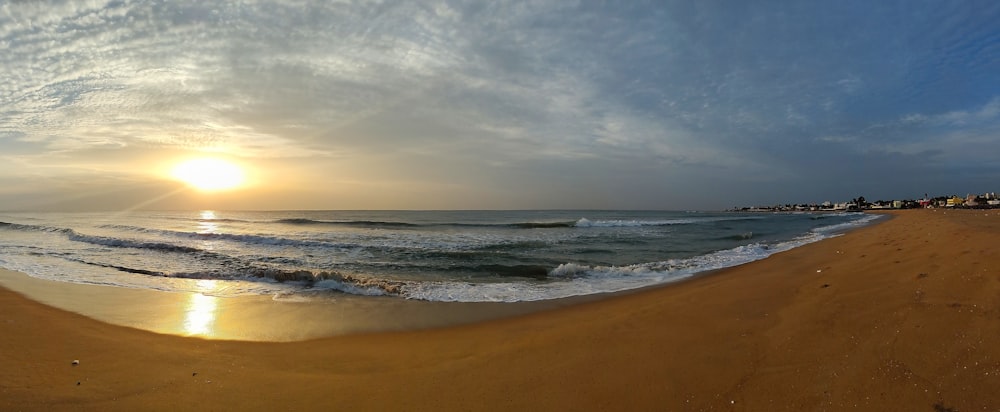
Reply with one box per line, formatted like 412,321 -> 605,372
2,209 -> 999,411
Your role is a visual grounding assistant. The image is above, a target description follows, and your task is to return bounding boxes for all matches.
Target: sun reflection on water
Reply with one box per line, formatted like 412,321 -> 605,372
183,279 -> 220,336
197,210 -> 219,234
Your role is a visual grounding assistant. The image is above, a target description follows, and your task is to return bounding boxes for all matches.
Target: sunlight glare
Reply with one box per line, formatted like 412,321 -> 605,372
183,280 -> 220,336
171,158 -> 245,191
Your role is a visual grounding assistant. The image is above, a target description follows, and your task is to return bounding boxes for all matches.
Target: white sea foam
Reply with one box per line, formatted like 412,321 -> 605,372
811,213 -> 883,233
314,278 -> 392,297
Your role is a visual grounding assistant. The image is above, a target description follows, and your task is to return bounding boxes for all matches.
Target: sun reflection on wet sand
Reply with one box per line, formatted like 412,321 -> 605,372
183,280 -> 220,336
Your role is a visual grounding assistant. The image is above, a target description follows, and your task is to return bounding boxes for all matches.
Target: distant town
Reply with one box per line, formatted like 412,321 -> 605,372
733,192 -> 1000,212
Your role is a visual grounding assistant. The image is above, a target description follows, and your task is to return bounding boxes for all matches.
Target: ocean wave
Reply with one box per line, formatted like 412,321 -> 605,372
156,216 -> 252,223
274,218 -> 581,230
65,258 -> 165,276
98,224 -> 359,249
2,222 -> 261,263
714,232 -> 755,241
273,218 -> 421,228
470,240 -> 552,252
198,218 -> 251,223
0,221 -> 72,234
191,232 -> 342,248
436,264 -> 552,279
503,221 -> 578,228
67,232 -> 205,254
573,216 -> 762,228
51,257 -> 407,297
0,222 -> 197,254
0,221 -> 210,254
98,224 -> 156,232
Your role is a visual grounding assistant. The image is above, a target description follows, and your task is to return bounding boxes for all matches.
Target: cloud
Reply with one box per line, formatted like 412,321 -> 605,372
879,98 -> 1000,160
2,1 -> 1000,210
905,98 -> 1000,127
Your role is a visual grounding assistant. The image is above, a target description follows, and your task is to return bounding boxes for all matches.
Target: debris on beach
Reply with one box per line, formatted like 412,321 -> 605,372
71,359 -> 80,366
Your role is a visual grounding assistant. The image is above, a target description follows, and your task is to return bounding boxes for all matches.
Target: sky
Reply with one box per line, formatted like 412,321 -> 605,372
2,1 -> 1000,211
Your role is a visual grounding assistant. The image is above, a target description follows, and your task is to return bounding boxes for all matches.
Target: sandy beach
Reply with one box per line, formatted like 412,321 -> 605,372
3,209 -> 1000,411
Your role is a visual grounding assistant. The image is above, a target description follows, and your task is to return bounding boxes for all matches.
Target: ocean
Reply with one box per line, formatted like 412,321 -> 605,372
0,210 -> 881,303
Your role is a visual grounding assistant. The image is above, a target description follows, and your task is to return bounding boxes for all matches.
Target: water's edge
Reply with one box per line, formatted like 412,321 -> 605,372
0,213 -> 889,341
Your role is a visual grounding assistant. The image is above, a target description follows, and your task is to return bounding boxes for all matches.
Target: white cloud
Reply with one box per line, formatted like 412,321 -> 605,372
814,135 -> 856,144
836,76 -> 862,94
900,98 -> 1000,127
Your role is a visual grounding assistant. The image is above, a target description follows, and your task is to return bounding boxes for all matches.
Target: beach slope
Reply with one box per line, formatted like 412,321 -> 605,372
2,209 -> 999,411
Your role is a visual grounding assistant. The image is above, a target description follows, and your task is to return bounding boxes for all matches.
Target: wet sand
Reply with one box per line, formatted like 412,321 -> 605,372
3,209 -> 999,411
0,270 -> 587,341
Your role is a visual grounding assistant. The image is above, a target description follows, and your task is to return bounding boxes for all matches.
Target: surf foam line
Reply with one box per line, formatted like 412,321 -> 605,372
810,213 -> 883,233
573,215 -> 763,228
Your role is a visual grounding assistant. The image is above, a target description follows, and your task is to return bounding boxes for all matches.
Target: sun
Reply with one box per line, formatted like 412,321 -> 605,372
171,158 -> 246,192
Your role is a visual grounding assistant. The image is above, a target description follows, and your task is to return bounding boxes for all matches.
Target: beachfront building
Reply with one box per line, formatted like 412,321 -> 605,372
734,191 -> 1000,211
966,195 -> 979,207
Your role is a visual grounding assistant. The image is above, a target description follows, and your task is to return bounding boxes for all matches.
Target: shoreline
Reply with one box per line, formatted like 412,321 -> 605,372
3,209 -> 1000,410
0,269 -> 609,341
0,212 -> 881,341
